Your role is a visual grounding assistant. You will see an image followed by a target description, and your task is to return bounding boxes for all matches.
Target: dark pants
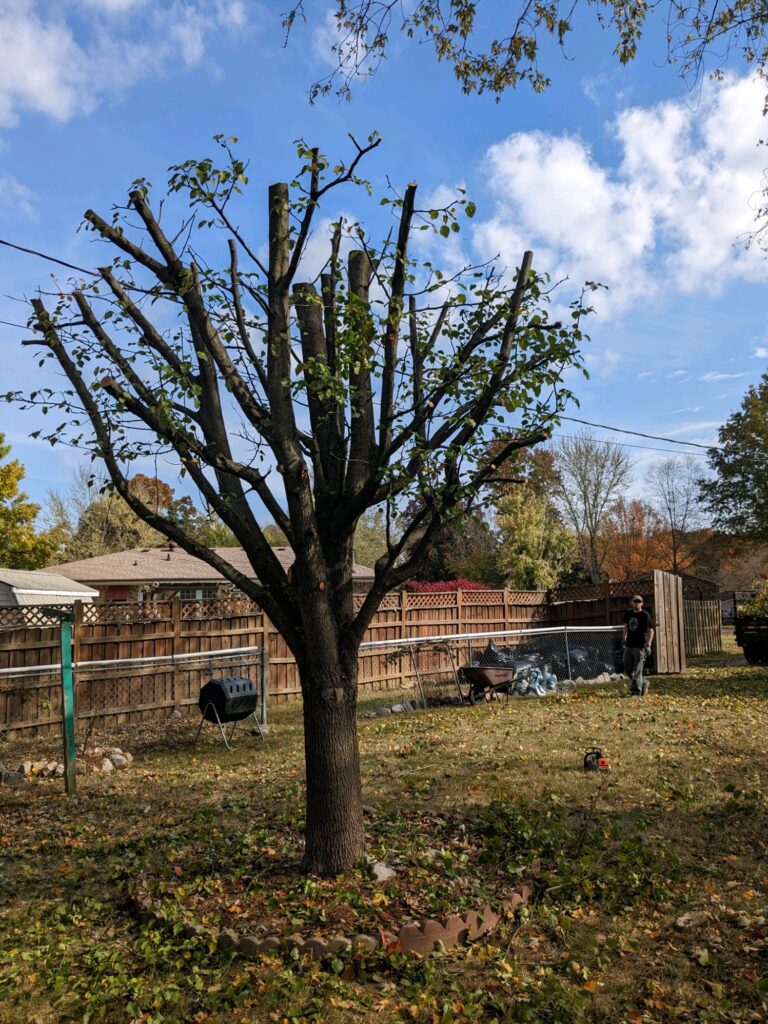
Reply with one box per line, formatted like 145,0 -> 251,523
623,646 -> 648,695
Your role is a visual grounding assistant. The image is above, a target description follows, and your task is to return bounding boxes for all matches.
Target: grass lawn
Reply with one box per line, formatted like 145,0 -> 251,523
1,638 -> 768,1023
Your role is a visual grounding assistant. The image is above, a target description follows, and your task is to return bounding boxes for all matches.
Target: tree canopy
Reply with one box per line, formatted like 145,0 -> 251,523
12,136 -> 589,874
700,372 -> 768,540
287,0 -> 768,102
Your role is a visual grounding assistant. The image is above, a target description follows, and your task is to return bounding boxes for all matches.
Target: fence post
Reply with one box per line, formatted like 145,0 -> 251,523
171,596 -> 181,708
503,589 -> 510,628
456,588 -> 464,636
564,627 -> 573,681
604,579 -> 611,625
259,644 -> 269,732
72,599 -> 84,669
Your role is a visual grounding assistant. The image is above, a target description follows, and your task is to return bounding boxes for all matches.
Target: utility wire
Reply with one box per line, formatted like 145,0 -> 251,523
0,235 -> 728,457
558,414 -> 720,451
0,237 -> 97,277
552,432 -> 711,457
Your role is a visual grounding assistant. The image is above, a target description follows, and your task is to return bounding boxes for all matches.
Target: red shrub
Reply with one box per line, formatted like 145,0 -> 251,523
404,578 -> 492,593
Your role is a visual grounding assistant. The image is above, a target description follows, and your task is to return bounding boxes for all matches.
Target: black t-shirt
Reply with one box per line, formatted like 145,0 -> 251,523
623,609 -> 653,648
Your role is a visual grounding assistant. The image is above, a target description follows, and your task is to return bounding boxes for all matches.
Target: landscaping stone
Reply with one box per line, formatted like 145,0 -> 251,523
101,758 -> 114,773
403,699 -> 415,711
377,707 -> 392,715
238,936 -> 265,957
372,861 -> 397,882
1,767 -> 24,789
328,935 -> 352,952
54,764 -> 65,777
352,934 -> 378,952
441,914 -> 469,946
217,930 -> 238,951
391,703 -> 405,713
169,708 -> 183,719
304,937 -> 330,957
20,761 -> 32,776
110,753 -> 129,768
398,923 -> 436,955
676,910 -> 709,930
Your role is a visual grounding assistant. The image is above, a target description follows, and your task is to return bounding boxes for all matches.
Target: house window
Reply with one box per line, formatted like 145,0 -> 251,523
105,586 -> 130,601
177,587 -> 218,601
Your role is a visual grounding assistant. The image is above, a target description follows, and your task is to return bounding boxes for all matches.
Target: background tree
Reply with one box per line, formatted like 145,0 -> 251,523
0,433 -> 55,569
494,448 -> 573,589
688,529 -> 768,589
551,429 -> 634,582
700,373 -> 768,540
45,468 -> 237,560
14,137 -> 588,875
645,456 -> 702,573
351,508 -> 388,571
288,0 -> 768,102
601,497 -> 668,580
402,497 -> 502,585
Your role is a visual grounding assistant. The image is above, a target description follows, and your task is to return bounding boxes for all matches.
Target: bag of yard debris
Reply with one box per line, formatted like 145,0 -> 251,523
478,640 -> 515,667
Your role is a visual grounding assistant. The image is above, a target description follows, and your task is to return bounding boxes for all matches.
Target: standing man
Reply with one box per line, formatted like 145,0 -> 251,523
623,595 -> 654,696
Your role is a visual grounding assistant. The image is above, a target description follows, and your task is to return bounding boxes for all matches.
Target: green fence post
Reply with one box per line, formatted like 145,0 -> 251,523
60,611 -> 77,795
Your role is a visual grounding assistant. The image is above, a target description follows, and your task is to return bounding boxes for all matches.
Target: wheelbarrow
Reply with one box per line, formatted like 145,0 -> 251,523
458,664 -> 517,704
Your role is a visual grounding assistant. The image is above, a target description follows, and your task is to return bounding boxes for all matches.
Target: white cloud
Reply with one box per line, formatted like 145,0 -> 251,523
0,0 -> 249,128
585,345 -> 621,377
312,8 -> 366,73
666,419 -> 723,435
671,405 -> 702,414
699,371 -> 748,381
0,173 -> 35,216
473,74 -> 768,319
754,345 -> 768,358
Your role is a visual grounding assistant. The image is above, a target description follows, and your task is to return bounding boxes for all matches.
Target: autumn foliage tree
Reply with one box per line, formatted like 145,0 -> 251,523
601,498 -> 669,580
0,433 -> 54,569
14,137 -> 589,875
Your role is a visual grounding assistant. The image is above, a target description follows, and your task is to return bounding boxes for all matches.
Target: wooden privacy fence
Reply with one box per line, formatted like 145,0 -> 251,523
683,600 -> 722,655
0,572 -> 689,732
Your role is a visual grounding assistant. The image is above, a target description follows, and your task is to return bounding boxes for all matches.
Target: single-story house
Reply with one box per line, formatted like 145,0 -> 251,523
45,544 -> 375,603
0,568 -> 98,608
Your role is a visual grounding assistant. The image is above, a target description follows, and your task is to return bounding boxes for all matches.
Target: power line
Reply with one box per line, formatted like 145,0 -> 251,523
0,237 -> 97,277
558,415 -> 721,452
552,432 -> 710,457
0,318 -> 29,330
0,235 -> 733,459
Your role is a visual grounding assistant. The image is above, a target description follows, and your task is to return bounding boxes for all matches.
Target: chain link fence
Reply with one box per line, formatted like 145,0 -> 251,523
0,645 -> 266,737
359,626 -> 625,707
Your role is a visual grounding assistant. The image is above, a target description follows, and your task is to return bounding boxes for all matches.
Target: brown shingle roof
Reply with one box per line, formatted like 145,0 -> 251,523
46,546 -> 374,585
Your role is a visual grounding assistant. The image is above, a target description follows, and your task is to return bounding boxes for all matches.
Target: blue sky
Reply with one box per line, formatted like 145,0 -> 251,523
0,0 -> 766,510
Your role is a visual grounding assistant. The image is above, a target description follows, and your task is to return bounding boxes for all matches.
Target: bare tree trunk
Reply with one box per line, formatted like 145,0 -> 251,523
298,633 -> 364,876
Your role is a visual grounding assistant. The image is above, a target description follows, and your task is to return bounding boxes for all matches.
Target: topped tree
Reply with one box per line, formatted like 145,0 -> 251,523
15,136 -> 590,874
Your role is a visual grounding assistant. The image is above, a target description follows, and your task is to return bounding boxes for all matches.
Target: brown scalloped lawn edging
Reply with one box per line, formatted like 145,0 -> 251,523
129,862 -> 539,958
